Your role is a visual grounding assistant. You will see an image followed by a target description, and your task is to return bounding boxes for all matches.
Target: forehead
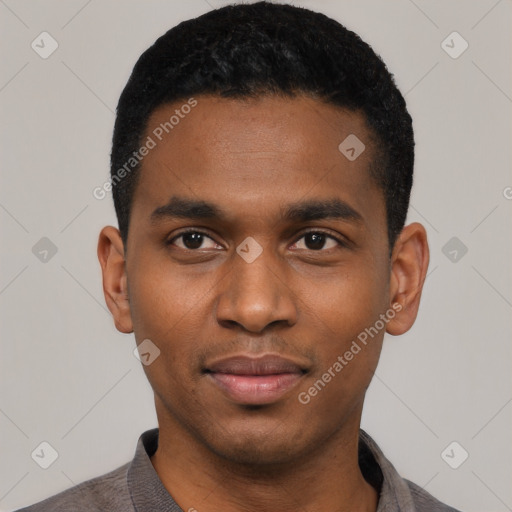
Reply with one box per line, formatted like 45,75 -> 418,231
131,94 -> 384,231
144,94 -> 372,163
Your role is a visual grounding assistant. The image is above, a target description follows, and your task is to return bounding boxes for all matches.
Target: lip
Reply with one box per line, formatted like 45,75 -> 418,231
204,354 -> 307,405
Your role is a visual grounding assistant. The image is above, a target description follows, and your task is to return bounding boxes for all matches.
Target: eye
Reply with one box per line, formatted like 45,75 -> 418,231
290,231 -> 341,251
168,230 -> 222,250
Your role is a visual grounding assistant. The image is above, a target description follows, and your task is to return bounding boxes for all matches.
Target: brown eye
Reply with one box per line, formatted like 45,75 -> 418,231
291,232 -> 339,251
182,232 -> 205,249
170,231 -> 221,250
304,233 -> 327,250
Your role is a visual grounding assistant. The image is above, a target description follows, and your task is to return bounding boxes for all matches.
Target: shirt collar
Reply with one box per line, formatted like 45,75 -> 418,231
127,428 -> 416,512
127,428 -> 182,512
359,430 -> 417,511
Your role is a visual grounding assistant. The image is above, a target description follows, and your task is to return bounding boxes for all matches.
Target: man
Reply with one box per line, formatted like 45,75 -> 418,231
18,2 -> 461,511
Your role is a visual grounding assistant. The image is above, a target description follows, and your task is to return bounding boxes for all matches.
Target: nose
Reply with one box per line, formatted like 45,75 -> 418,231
215,250 -> 298,333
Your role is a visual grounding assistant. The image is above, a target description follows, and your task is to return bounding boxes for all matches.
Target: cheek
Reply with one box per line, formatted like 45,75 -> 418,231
296,256 -> 388,391
127,264 -> 209,404
299,255 -> 389,332
126,267 -> 211,393
127,253 -> 218,339
297,277 -> 385,421
297,344 -> 381,436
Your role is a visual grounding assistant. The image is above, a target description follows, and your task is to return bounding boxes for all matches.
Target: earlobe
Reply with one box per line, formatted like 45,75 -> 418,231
97,226 -> 134,334
386,222 -> 429,336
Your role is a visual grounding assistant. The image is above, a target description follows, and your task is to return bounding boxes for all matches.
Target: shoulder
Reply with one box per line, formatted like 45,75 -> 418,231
14,462 -> 133,512
406,479 -> 462,512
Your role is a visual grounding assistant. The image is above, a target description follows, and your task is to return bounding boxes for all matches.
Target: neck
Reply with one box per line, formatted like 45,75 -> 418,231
150,405 -> 378,512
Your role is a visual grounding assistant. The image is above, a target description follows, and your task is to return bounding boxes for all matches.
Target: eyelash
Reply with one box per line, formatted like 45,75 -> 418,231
166,228 -> 218,246
293,230 -> 351,253
166,228 -> 348,250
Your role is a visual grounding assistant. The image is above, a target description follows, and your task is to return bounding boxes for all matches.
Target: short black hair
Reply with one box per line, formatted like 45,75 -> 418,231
111,1 -> 414,250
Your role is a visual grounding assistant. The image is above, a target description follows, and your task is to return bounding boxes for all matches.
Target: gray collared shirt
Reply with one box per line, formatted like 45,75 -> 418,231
16,428 -> 461,512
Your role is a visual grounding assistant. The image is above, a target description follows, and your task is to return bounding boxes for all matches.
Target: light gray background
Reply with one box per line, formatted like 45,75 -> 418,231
1,1 -> 511,511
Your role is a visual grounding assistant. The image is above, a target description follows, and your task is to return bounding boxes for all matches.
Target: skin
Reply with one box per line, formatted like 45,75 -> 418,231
98,95 -> 429,512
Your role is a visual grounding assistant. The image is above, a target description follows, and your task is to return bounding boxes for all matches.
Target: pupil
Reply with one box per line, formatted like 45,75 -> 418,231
305,233 -> 325,250
183,232 -> 203,249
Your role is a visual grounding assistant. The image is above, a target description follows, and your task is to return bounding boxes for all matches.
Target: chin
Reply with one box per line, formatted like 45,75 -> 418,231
203,425 -> 313,467
215,442 -> 299,467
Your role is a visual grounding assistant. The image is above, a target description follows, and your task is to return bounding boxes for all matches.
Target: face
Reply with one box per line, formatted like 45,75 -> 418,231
99,95 -> 427,466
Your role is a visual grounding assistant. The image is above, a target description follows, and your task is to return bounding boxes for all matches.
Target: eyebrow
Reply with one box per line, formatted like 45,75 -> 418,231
149,196 -> 363,225
282,199 -> 363,223
150,196 -> 224,224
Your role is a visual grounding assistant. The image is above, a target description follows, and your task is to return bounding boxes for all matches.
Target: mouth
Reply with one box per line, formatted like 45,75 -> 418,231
203,354 -> 308,406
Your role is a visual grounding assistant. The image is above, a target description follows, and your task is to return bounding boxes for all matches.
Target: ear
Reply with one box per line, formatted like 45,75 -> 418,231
386,222 -> 429,336
97,226 -> 133,334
